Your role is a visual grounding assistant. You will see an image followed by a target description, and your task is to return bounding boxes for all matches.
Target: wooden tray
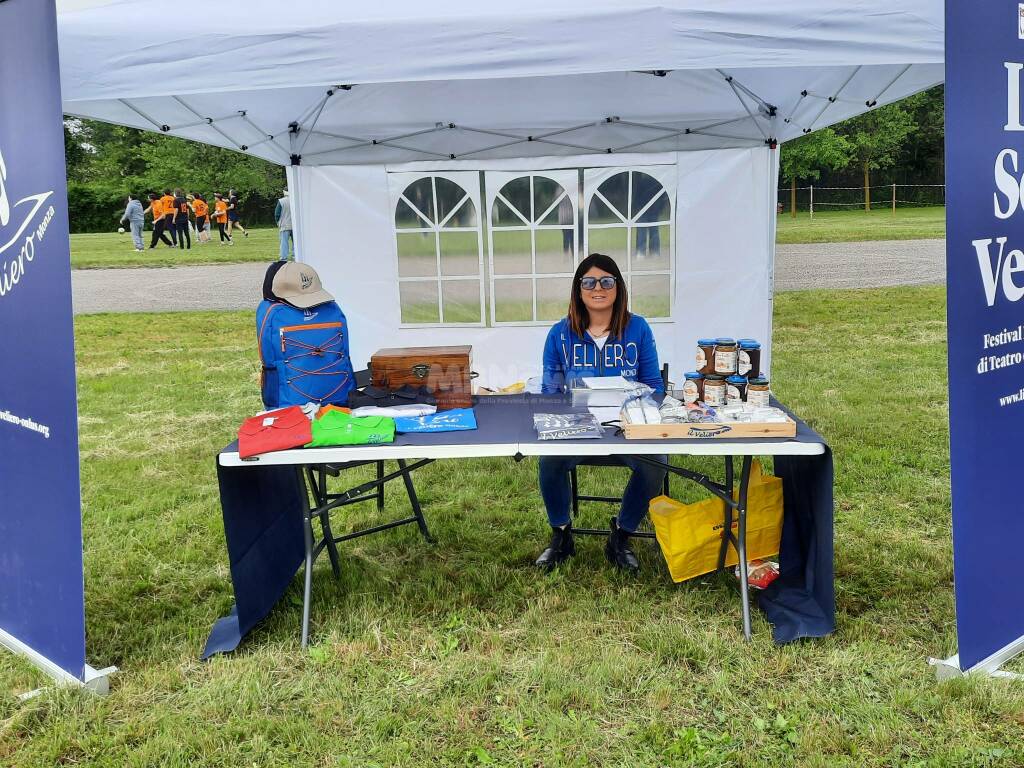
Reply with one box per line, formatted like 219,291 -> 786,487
621,416 -> 797,440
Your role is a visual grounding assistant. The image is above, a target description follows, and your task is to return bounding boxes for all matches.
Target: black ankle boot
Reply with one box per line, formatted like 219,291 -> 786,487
535,523 -> 575,570
605,517 -> 639,573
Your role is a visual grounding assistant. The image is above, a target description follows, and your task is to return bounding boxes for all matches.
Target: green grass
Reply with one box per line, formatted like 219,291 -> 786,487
4,285 -> 1024,767
776,207 -> 946,244
70,227 -> 280,269
70,207 -> 946,270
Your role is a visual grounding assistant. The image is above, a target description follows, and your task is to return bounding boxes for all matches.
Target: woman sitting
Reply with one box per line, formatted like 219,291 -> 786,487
536,253 -> 667,573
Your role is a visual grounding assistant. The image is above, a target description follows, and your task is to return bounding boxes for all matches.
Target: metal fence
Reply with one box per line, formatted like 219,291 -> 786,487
777,183 -> 945,215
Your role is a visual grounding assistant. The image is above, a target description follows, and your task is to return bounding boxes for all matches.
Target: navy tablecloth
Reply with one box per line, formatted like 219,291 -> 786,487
203,396 -> 834,657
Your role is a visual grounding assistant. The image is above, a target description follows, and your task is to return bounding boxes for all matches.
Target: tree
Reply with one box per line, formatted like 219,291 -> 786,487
778,129 -> 852,216
62,118 -> 285,232
837,102 -> 916,211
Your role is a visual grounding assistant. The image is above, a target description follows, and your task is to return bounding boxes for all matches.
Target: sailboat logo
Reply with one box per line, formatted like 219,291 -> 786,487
0,144 -> 54,258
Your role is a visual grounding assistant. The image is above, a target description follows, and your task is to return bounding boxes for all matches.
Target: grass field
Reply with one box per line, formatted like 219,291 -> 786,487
70,207 -> 946,270
70,227 -> 280,269
775,207 -> 945,244
3,285 -> 1022,766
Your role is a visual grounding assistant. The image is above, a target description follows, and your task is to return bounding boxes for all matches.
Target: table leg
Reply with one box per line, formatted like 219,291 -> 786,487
718,456 -> 735,571
297,467 -> 316,649
376,461 -> 385,513
737,455 -> 753,640
398,459 -> 434,543
308,467 -> 341,579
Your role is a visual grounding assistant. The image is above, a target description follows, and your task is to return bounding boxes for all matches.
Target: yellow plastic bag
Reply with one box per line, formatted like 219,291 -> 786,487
648,460 -> 784,583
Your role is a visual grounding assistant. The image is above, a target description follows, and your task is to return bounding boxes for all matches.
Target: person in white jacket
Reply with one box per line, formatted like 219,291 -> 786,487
275,190 -> 293,261
119,194 -> 145,252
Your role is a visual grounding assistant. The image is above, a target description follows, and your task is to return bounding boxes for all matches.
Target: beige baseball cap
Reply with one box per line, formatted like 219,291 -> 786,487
270,262 -> 334,308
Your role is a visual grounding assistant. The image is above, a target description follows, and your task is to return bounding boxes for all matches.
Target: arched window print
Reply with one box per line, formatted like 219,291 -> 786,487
395,175 -> 483,325
586,169 -> 672,319
488,172 -> 578,323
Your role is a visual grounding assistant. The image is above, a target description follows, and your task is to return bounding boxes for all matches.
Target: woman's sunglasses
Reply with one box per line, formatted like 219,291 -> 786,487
579,276 -> 617,291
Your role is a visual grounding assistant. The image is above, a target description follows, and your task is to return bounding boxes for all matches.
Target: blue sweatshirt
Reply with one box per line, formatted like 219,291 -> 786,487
541,314 -> 663,394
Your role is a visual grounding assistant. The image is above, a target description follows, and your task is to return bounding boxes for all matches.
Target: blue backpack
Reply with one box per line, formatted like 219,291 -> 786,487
257,299 -> 355,408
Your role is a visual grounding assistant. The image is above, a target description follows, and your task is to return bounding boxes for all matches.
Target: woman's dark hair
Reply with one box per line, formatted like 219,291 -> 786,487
148,193 -> 158,200
567,253 -> 630,339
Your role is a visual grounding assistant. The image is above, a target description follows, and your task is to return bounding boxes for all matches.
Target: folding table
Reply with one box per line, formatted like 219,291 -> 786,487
205,395 -> 833,657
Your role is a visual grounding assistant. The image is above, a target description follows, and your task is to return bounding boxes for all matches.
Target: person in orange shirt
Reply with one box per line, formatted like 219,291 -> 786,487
189,193 -> 210,244
160,189 -> 178,246
213,192 -> 232,245
143,192 -> 173,249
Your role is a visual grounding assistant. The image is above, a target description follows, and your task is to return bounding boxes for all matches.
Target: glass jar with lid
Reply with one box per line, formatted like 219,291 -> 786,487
737,339 -> 761,378
726,375 -> 747,405
703,374 -> 727,406
696,339 -> 717,375
681,371 -> 704,404
746,376 -> 771,407
714,338 -> 738,375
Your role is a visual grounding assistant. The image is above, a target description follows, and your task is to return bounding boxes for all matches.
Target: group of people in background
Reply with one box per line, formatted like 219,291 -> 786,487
119,187 -> 295,261
119,188 -> 247,251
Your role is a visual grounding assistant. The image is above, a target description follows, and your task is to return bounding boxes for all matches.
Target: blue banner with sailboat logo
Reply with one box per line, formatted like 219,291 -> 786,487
946,0 -> 1024,671
0,0 -> 86,679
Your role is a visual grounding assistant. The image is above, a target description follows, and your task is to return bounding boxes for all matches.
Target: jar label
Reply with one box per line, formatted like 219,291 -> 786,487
682,380 -> 699,404
727,385 -> 742,404
704,385 -> 725,406
738,350 -> 751,376
748,388 -> 770,407
696,348 -> 706,370
715,349 -> 738,374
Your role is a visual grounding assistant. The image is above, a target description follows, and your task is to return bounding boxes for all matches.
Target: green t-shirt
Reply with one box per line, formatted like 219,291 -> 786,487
306,410 -> 396,447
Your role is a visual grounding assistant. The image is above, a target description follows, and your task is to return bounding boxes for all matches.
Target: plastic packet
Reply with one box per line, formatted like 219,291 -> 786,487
659,394 -> 689,423
622,394 -> 662,425
735,559 -> 780,590
533,413 -> 604,440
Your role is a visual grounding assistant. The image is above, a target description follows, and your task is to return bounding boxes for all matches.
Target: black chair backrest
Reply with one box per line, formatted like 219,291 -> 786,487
354,365 -> 373,389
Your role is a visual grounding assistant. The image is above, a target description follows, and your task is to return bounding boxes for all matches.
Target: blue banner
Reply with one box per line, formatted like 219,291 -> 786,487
0,0 -> 86,679
947,0 -> 1024,671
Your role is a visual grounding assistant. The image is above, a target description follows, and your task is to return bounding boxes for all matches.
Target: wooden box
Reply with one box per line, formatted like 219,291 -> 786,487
370,345 -> 473,409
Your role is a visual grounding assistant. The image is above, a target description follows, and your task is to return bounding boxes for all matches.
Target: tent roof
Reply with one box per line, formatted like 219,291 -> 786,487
57,0 -> 944,166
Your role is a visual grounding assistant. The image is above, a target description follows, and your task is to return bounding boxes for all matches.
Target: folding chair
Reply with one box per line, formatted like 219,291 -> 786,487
568,363 -> 671,540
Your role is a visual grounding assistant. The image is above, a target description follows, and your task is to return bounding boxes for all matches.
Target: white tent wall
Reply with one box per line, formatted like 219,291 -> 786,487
292,148 -> 777,388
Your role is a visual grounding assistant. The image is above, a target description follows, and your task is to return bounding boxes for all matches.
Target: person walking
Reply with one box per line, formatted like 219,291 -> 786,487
160,189 -> 178,246
275,189 -> 293,260
120,193 -> 145,252
226,188 -> 248,238
213,192 -> 232,245
172,188 -> 191,249
144,192 -> 173,248
189,193 -> 210,244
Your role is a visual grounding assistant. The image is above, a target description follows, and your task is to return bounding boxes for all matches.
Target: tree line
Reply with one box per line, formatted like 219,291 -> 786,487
63,85 -> 944,232
779,85 -> 944,212
64,119 -> 286,233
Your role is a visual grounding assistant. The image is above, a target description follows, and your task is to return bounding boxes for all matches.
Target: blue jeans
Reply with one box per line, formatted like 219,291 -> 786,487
538,454 -> 667,532
279,229 -> 294,260
129,220 -> 144,250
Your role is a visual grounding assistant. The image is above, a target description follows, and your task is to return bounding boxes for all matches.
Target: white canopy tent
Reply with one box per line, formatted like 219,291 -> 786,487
57,0 -> 944,386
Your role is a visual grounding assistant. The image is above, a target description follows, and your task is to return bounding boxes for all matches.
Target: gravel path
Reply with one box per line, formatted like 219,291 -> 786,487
71,239 -> 945,315
773,238 -> 944,292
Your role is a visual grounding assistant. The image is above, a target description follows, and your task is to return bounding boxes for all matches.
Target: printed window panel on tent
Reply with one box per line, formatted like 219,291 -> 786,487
391,172 -> 485,326
583,167 -> 675,320
486,171 -> 579,325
